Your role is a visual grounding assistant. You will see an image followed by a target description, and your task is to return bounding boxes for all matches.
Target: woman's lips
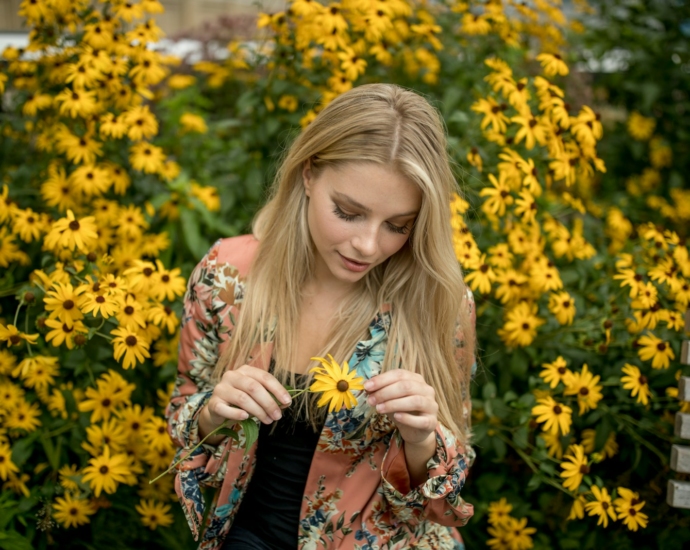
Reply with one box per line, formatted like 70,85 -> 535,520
339,253 -> 370,272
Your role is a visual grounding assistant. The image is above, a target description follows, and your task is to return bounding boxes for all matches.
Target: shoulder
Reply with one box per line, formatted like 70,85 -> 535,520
212,234 -> 260,279
187,235 -> 259,308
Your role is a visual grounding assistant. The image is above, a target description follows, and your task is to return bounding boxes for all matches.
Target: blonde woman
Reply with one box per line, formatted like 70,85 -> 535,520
165,83 -> 477,550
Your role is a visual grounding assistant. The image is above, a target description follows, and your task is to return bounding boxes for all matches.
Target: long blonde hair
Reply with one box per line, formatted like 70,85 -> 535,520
213,83 -> 475,443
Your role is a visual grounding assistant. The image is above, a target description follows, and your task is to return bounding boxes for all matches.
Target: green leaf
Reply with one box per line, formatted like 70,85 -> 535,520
10,433 -> 40,468
0,530 -> 32,550
482,382 -> 496,400
526,474 -> 542,491
240,419 -> 259,455
40,435 -> 59,471
594,414 -> 612,452
491,436 -> 507,459
216,427 -> 239,441
513,425 -> 529,449
179,207 -> 210,259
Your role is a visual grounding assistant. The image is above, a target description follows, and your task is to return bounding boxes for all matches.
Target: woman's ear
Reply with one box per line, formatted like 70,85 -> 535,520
302,159 -> 313,197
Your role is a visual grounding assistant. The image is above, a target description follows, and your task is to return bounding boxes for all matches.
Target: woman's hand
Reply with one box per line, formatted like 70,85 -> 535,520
363,370 -> 438,445
201,365 -> 293,436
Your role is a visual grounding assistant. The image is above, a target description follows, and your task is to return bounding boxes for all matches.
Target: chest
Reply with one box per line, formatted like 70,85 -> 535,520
292,302 -> 338,375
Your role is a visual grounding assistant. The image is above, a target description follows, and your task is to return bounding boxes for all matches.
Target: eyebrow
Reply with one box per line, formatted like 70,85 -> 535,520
332,191 -> 419,218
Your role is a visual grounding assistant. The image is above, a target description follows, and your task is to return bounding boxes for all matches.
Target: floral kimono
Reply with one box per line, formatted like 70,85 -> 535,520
165,235 -> 477,550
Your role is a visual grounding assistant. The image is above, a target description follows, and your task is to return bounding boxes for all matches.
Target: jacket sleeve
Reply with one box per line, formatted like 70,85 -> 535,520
164,238 -> 234,490
379,288 -> 477,527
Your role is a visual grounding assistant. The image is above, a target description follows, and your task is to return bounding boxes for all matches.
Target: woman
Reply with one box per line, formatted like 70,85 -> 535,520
165,83 -> 477,550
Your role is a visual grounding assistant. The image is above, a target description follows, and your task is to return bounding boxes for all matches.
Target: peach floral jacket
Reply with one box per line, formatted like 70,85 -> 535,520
165,235 -> 477,550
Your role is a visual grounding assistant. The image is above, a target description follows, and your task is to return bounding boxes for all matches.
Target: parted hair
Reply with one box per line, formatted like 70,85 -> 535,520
213,83 -> 475,443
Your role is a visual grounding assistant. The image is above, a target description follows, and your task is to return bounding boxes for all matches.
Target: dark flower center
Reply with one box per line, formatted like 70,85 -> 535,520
337,380 -> 349,392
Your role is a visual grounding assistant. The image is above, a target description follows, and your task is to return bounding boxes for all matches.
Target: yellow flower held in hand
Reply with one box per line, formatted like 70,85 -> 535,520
309,354 -> 365,413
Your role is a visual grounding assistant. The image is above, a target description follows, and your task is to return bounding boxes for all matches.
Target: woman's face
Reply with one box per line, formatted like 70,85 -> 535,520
302,161 -> 422,292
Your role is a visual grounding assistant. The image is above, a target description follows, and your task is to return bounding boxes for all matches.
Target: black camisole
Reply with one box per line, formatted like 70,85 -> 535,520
226,371 -> 323,549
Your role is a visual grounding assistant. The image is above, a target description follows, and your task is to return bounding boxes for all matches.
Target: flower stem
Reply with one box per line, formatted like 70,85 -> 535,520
149,420 -> 230,484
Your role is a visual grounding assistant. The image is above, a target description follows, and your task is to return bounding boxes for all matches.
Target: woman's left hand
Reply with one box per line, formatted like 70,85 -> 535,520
363,370 -> 438,446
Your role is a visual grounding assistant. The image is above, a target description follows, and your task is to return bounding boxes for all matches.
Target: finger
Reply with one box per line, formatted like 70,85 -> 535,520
373,395 -> 437,416
363,370 -> 423,393
238,366 -> 293,406
215,383 -> 278,425
392,412 -> 437,432
209,398 -> 250,424
367,378 -> 434,406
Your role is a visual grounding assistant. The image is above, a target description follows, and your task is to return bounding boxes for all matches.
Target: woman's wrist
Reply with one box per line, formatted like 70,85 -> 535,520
198,403 -> 227,446
402,430 -> 438,488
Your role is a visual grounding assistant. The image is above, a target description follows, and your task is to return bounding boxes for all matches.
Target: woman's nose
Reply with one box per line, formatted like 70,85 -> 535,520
352,225 -> 378,259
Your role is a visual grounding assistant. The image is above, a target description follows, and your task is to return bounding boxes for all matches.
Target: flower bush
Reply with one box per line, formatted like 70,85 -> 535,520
0,0 -> 688,549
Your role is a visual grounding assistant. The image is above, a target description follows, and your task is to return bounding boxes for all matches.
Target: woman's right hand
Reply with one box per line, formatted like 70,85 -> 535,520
201,365 -> 293,437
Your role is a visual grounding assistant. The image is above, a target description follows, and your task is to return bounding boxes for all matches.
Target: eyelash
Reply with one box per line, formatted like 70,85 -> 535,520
332,205 -> 410,235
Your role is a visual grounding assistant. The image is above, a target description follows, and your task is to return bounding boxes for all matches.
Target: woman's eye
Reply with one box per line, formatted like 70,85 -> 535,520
387,223 -> 409,235
333,204 -> 410,234
332,205 -> 357,221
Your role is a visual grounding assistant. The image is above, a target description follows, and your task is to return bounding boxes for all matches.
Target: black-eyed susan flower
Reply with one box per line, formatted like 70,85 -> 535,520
584,485 -> 617,527
493,269 -> 527,305
620,363 -> 651,405
147,303 -> 179,334
487,497 -> 513,526
636,333 -> 674,369
52,493 -> 97,528
532,396 -> 572,436
560,444 -> 589,491
129,141 -> 166,174
580,429 -> 618,460
135,499 -> 174,530
44,282 -> 87,326
308,354 -> 365,413
498,301 -> 545,347
480,172 -> 513,217
0,441 -> 20,480
548,291 -> 576,325
567,494 -> 587,521
539,430 -> 565,459
82,445 -> 132,497
54,87 -> 99,118
14,355 -> 59,391
626,111 -> 655,141
0,324 -> 39,347
81,291 -> 120,319
4,399 -> 42,432
613,487 -> 648,531
539,356 -> 571,389
111,326 -> 151,369
122,104 -> 159,141
83,418 -> 129,457
536,52 -> 569,76
150,260 -> 186,301
464,254 -> 497,294
180,112 -> 208,134
44,210 -> 99,253
115,295 -> 148,330
44,318 -> 88,349
563,364 -> 603,415
11,207 -> 46,243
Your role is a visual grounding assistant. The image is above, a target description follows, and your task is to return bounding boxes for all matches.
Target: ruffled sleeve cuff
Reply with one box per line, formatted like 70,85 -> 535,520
380,425 -> 475,527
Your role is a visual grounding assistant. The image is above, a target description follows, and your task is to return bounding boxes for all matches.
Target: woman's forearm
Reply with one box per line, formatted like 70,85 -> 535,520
403,431 -> 437,487
197,403 -> 227,446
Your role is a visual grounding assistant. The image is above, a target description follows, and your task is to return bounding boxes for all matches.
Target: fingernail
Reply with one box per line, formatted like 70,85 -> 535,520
367,396 -> 376,406
240,412 -> 249,420
376,404 -> 384,412
363,380 -> 373,390
272,410 -> 282,421
281,395 -> 292,405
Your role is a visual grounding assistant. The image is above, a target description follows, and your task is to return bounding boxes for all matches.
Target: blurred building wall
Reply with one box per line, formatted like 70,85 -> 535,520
0,0 -> 285,35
